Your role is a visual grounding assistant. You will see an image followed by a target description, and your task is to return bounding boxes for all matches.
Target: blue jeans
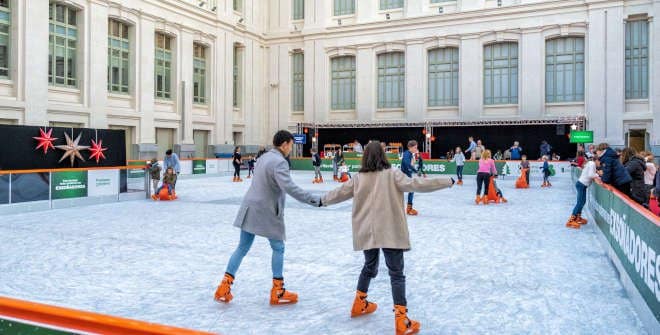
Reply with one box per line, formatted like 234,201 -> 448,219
404,171 -> 414,204
572,181 -> 587,216
456,165 -> 464,181
226,230 -> 285,279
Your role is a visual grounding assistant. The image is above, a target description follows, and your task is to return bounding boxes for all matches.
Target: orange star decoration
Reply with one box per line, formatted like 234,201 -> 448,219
55,132 -> 90,167
33,128 -> 58,154
89,139 -> 108,164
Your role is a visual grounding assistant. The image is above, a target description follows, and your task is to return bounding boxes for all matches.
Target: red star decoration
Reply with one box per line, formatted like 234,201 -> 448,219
33,128 -> 57,154
89,139 -> 108,164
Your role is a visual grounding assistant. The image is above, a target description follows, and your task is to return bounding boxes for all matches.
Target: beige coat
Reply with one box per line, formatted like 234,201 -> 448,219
322,168 -> 453,251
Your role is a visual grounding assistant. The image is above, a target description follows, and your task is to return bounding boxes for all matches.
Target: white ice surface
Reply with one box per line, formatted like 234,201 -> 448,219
0,171 -> 647,335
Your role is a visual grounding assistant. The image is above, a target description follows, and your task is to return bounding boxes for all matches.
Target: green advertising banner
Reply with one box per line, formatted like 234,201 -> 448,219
575,167 -> 660,324
291,158 -> 504,175
51,171 -> 88,200
192,159 -> 206,175
127,161 -> 146,178
0,317 -> 78,335
569,130 -> 594,143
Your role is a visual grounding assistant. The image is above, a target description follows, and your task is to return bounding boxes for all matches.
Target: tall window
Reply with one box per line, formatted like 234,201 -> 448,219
431,0 -> 453,3
331,56 -> 356,110
484,42 -> 518,105
380,0 -> 404,10
0,0 -> 9,78
428,48 -> 459,106
334,0 -> 355,16
545,37 -> 584,103
193,43 -> 206,104
625,20 -> 649,99
233,0 -> 243,13
233,46 -> 242,108
292,0 -> 304,20
154,33 -> 172,99
108,20 -> 129,94
292,52 -> 304,111
378,52 -> 405,109
49,3 -> 78,87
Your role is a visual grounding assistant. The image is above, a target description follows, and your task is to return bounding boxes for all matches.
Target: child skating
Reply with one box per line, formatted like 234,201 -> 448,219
232,146 -> 242,182
401,140 -> 419,215
516,155 -> 530,189
322,141 -> 454,335
311,148 -> 323,183
152,167 -> 177,200
247,156 -> 255,178
452,147 -> 465,185
566,157 -> 599,229
541,156 -> 552,187
214,131 -> 321,305
339,161 -> 351,182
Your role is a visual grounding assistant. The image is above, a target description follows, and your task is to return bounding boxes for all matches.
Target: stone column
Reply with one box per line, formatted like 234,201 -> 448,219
520,28 -> 544,119
405,41 -> 425,122
586,8 -> 606,143
651,14 -> 660,155
22,0 -> 49,126
356,46 -> 374,121
176,29 -> 195,158
136,16 -> 157,158
88,2 -> 109,130
459,35 -> 482,121
357,0 -> 377,24
604,6 -> 625,146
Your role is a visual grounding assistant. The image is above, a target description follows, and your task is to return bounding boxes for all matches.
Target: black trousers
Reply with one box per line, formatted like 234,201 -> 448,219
357,248 -> 406,306
233,163 -> 241,177
476,172 -> 491,196
616,182 -> 631,198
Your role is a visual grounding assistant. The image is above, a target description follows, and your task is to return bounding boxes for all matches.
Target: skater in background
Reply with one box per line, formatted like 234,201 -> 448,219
475,140 -> 485,160
152,167 -> 177,200
339,161 -> 351,182
353,139 -> 363,153
475,149 -> 497,204
540,156 -> 552,187
214,130 -> 322,306
401,140 -> 419,215
466,136 -> 477,160
566,156 -> 600,229
621,147 -> 648,207
321,141 -> 454,335
311,148 -> 323,183
540,140 -> 552,160
148,158 -> 161,196
417,153 -> 427,178
597,143 -> 632,197
520,155 -> 530,185
247,156 -> 255,179
509,141 -> 523,160
452,146 -> 465,185
493,150 -> 503,160
232,147 -> 243,182
333,149 -> 344,181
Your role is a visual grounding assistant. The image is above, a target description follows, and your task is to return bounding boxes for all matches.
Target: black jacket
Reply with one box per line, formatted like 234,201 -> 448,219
625,156 -> 648,205
312,153 -> 321,167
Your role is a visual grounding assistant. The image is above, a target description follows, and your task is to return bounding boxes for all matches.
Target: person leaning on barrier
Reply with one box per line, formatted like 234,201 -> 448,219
596,143 -> 632,198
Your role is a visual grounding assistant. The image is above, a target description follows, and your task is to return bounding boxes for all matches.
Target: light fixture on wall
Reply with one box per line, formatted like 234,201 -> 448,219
211,6 -> 217,11
198,1 -> 205,7
337,19 -> 342,26
438,7 -> 444,14
497,0 -> 502,7
238,17 -> 244,24
385,13 -> 391,20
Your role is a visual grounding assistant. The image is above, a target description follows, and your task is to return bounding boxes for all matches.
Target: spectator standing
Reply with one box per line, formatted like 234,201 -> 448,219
585,145 -> 596,159
163,149 -> 181,174
539,140 -> 552,159
596,143 -> 632,197
353,139 -> 364,153
475,140 -> 485,160
621,147 -> 648,207
510,141 -> 523,160
333,149 -> 344,181
642,152 -> 657,195
466,137 -> 477,160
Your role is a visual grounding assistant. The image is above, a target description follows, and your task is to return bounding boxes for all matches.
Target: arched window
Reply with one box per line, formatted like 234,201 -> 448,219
483,42 -> 518,105
545,37 -> 584,102
330,56 -> 356,110
377,52 -> 405,109
428,47 -> 459,106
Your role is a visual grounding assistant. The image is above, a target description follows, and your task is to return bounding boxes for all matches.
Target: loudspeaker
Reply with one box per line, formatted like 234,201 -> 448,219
556,125 -> 565,135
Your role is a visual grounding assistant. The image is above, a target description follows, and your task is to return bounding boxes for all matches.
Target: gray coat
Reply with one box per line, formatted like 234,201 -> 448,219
233,149 -> 320,240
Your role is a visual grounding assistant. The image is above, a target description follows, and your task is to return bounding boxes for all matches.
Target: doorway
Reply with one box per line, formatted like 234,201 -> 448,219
156,128 -> 175,159
233,131 -> 243,146
193,130 -> 209,158
109,125 -> 135,160
626,129 -> 648,152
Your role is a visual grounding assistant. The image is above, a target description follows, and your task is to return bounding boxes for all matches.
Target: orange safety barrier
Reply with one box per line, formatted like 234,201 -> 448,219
0,296 -> 217,335
0,165 -> 146,175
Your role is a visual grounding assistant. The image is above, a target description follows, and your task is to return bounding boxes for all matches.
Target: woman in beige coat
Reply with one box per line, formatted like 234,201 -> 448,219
322,141 -> 454,335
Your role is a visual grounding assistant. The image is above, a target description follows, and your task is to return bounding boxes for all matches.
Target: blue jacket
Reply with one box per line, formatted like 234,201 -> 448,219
510,147 -> 523,160
163,153 -> 181,173
401,150 -> 417,177
542,161 -> 549,173
598,148 -> 632,186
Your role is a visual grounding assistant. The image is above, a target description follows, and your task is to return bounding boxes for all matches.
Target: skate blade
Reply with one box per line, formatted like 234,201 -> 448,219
270,299 -> 298,305
396,329 -> 420,335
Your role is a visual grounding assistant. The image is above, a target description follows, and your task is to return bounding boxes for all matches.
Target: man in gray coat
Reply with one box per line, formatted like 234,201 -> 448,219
214,130 -> 321,306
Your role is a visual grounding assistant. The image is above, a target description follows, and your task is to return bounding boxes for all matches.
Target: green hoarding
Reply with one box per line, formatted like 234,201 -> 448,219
193,160 -> 206,175
574,168 -> 660,323
0,317 -> 78,335
570,130 -> 594,143
290,158 -> 505,175
51,171 -> 88,200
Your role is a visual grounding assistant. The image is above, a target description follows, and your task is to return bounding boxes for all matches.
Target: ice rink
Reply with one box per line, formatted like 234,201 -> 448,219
0,170 -> 647,334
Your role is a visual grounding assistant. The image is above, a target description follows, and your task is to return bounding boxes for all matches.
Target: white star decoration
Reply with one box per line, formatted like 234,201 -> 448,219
55,132 -> 90,167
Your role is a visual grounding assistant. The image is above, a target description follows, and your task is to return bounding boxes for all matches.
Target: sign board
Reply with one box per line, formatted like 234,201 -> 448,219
570,130 -> 594,143
88,169 -> 119,197
51,171 -> 88,200
193,160 -> 207,175
293,134 -> 306,144
205,159 -> 219,175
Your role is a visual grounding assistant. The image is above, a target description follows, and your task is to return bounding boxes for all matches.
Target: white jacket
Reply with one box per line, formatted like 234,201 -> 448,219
578,161 -> 599,187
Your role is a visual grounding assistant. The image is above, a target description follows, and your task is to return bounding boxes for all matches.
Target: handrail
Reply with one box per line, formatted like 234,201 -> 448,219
0,165 -> 146,175
0,296 -> 217,335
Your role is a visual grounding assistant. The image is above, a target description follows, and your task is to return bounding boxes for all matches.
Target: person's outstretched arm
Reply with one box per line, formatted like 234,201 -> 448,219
273,160 -> 321,206
394,169 -> 453,193
322,178 -> 355,206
